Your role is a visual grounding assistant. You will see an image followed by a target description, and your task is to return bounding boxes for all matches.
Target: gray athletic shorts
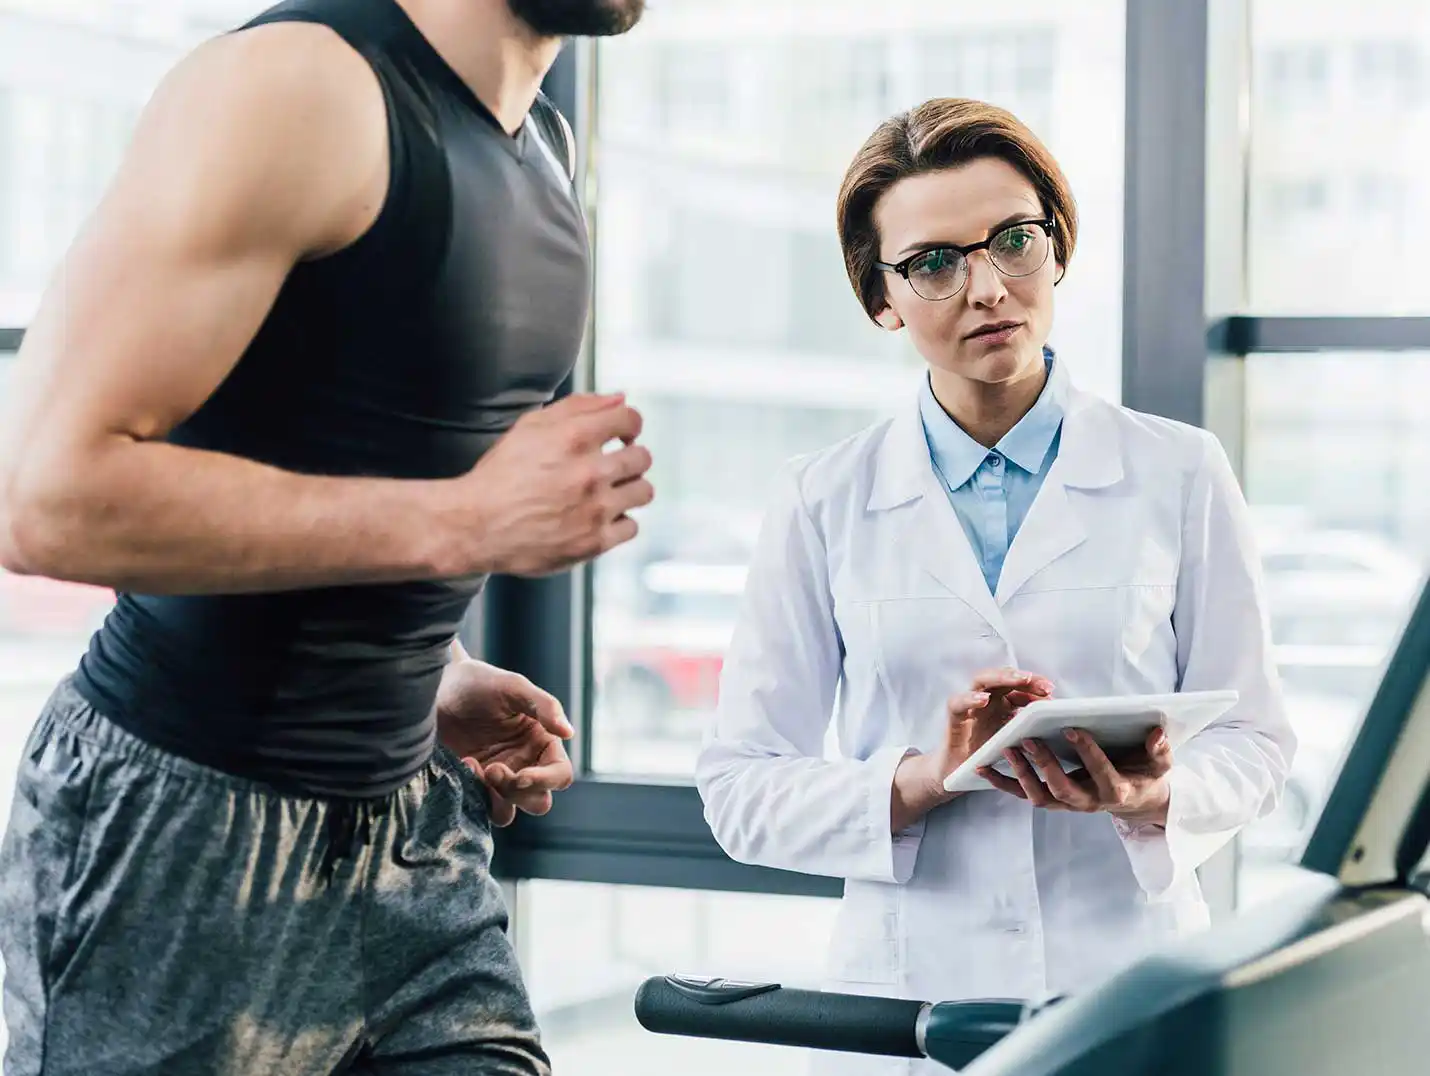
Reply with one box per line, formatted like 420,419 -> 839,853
0,676 -> 549,1075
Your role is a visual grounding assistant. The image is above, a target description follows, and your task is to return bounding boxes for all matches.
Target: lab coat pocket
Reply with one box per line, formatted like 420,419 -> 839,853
826,881 -> 901,986
1118,584 -> 1178,684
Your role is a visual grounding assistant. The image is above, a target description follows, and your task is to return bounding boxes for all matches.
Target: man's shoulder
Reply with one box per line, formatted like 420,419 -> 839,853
142,20 -> 390,257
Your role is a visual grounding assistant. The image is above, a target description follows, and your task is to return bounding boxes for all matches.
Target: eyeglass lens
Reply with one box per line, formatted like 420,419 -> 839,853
905,222 -> 1051,300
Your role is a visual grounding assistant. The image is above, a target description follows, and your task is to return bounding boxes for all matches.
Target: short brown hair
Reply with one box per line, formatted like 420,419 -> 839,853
835,98 -> 1078,322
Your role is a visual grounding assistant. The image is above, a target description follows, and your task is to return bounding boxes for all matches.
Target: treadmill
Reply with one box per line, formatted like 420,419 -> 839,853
635,579 -> 1430,1073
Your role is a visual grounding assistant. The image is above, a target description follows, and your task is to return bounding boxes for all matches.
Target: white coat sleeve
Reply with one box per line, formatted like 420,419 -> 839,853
1117,430 -> 1298,896
694,464 -> 922,885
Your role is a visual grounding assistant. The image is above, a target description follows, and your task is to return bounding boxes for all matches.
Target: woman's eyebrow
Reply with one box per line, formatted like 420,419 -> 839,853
893,211 -> 1043,259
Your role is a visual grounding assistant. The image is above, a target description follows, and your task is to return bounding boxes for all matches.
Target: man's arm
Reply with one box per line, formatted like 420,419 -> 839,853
0,25 -> 653,595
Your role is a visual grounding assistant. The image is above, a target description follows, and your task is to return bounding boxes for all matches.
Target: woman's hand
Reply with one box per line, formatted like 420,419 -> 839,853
977,727 -> 1173,826
891,667 -> 1054,832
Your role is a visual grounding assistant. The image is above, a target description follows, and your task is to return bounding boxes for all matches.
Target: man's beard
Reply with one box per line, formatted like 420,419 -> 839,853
507,0 -> 645,37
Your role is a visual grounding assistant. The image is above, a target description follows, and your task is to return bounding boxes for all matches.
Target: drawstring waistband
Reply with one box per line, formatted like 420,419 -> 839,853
320,798 -> 388,883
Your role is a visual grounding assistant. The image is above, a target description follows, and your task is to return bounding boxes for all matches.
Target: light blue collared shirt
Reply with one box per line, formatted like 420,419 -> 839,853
918,349 -> 1068,595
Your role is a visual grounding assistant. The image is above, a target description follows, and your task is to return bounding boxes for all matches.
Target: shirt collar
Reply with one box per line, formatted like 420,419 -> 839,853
919,347 -> 1068,490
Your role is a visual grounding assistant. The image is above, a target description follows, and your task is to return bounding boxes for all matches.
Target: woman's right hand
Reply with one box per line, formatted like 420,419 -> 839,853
891,668 -> 1055,832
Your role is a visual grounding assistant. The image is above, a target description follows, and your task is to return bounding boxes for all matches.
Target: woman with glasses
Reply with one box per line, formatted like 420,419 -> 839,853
695,99 -> 1296,1076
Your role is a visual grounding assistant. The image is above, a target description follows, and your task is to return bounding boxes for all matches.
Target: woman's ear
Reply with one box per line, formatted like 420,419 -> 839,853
1053,261 -> 1066,286
874,305 -> 904,331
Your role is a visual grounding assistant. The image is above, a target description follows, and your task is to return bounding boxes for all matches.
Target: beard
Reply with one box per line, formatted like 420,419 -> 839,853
507,0 -> 646,37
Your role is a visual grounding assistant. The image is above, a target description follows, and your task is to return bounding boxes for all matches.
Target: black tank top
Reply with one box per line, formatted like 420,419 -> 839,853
71,0 -> 590,798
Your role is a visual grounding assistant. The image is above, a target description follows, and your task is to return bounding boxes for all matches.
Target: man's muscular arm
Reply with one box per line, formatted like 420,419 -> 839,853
0,24 -> 652,594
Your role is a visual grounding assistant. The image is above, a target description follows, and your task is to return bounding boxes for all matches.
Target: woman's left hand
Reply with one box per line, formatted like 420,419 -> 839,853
977,727 -> 1173,826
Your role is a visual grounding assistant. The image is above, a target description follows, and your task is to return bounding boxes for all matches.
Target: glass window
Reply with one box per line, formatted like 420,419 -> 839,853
1247,0 -> 1430,314
1236,352 -> 1430,904
590,1 -> 1127,777
0,0 -> 252,326
523,880 -> 836,1074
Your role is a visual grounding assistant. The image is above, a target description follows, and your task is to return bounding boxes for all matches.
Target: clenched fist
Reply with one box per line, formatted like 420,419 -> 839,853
440,392 -> 655,578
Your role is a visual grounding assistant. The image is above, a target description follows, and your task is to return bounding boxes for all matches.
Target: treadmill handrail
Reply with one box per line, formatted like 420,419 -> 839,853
1302,576 -> 1430,886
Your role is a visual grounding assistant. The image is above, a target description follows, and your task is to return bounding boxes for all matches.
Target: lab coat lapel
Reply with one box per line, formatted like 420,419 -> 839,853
869,405 -> 1007,636
994,390 -> 1124,606
993,477 -> 1086,606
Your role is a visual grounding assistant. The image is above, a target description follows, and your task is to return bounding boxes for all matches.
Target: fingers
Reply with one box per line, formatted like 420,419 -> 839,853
564,399 -> 645,450
1022,739 -> 1097,810
976,765 -> 1027,798
946,690 -> 992,716
464,757 -> 517,826
522,686 -> 576,740
600,513 -> 640,552
1003,690 -> 1049,709
600,443 -> 653,485
488,790 -> 517,827
488,668 -> 575,738
605,476 -> 656,518
1064,730 -> 1127,805
1145,727 -> 1174,775
969,667 -> 1054,697
1003,748 -> 1058,808
484,756 -> 574,815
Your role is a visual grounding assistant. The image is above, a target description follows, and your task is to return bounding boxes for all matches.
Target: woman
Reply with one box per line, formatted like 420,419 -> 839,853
694,98 -> 1296,1076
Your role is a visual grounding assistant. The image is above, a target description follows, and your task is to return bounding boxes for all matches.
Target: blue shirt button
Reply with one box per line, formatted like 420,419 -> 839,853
987,454 -> 1003,468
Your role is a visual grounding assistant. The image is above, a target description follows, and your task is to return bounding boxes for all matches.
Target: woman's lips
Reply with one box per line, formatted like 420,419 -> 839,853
965,321 -> 1022,346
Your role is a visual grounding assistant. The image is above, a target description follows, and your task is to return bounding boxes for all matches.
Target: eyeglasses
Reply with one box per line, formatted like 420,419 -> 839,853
874,218 -> 1057,302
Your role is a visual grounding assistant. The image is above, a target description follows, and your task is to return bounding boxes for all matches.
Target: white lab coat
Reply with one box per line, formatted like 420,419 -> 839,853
695,377 -> 1296,1076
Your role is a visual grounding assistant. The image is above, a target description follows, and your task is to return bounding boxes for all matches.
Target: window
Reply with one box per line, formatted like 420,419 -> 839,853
1235,352 -> 1430,901
589,0 -> 1127,778
1352,39 -> 1423,105
0,0 -> 247,324
918,28 -> 1058,138
522,880 -> 836,1074
1248,1 -> 1430,314
1261,44 -> 1330,112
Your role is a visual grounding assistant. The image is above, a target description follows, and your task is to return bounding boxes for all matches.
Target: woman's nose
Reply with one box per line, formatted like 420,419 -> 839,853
964,251 -> 1007,307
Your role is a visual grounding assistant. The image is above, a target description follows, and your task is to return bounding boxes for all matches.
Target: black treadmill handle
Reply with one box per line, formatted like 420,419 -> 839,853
635,974 -> 1033,1064
635,974 -> 926,1058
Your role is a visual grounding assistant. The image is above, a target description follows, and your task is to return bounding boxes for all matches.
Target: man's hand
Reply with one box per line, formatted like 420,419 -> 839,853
452,393 -> 655,579
977,727 -> 1173,826
890,668 -> 1054,832
436,658 -> 575,827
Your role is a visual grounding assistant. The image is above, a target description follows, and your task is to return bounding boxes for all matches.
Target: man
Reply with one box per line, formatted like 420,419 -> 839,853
0,0 -> 648,1072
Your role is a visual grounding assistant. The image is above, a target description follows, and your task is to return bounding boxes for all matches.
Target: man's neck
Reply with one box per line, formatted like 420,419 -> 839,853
929,358 -> 1048,450
395,0 -> 565,134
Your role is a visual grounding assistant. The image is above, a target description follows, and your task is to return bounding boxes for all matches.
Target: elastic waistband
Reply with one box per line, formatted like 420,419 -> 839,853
37,674 -> 437,806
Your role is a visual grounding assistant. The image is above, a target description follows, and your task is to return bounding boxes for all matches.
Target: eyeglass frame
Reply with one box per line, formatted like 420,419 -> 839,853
873,218 -> 1060,300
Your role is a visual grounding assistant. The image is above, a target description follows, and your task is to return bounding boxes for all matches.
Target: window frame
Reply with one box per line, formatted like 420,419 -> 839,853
493,0 -> 1224,895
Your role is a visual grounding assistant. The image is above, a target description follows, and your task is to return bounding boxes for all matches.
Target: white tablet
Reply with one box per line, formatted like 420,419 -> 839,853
941,690 -> 1240,794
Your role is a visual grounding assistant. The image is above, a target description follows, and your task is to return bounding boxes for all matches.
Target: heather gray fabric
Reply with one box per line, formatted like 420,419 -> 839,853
0,677 -> 547,1076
